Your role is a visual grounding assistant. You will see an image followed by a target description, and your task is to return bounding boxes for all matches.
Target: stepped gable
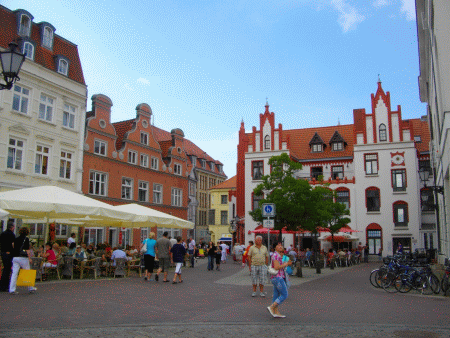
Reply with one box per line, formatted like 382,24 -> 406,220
112,119 -> 134,152
211,175 -> 236,190
0,5 -> 85,84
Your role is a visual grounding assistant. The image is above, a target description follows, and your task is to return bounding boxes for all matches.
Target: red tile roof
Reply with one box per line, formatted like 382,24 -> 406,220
113,119 -> 134,151
210,175 -> 236,190
0,5 -> 85,85
410,117 -> 431,156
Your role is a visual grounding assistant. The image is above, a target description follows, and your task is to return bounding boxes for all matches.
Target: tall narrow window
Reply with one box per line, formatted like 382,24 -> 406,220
89,171 -> 107,196
12,85 -> 30,114
94,140 -> 107,156
253,194 -> 263,211
140,132 -> 148,145
7,137 -> 24,170
128,150 -> 137,165
63,104 -> 76,129
153,184 -> 162,204
23,42 -> 34,60
365,154 -> 378,175
58,59 -> 68,76
138,181 -> 149,202
366,187 -> 380,212
151,157 -> 159,170
122,178 -> 133,200
379,124 -> 387,142
392,169 -> 406,191
252,161 -> 263,180
39,94 -> 54,122
35,145 -> 50,175
59,151 -> 72,179
43,26 -> 53,48
171,188 -> 182,207
393,201 -> 408,226
336,188 -> 350,210
140,154 -> 149,168
264,135 -> 271,150
19,14 -> 31,36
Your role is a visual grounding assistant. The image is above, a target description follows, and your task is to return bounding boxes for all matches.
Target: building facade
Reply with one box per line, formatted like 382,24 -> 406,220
0,5 -> 87,242
416,0 -> 450,263
237,83 -> 435,256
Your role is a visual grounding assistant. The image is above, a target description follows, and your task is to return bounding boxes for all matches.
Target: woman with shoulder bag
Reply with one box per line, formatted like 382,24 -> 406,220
267,242 -> 292,318
141,232 -> 157,281
9,227 -> 37,295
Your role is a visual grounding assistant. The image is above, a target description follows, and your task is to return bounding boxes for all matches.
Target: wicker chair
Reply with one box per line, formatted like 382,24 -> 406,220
61,256 -> 74,279
111,258 -> 127,278
30,257 -> 43,281
81,257 -> 101,279
127,258 -> 141,277
42,257 -> 61,280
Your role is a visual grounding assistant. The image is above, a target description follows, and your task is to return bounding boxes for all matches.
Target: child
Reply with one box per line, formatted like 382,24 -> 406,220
171,236 -> 186,284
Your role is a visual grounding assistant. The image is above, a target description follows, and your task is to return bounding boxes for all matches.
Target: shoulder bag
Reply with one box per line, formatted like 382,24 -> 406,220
140,240 -> 147,254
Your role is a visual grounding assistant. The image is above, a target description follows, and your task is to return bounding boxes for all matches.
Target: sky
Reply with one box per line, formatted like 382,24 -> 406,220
3,0 -> 424,178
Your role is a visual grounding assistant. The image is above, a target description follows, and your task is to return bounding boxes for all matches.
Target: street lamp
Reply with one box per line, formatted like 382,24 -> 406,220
418,167 -> 444,196
0,42 -> 26,90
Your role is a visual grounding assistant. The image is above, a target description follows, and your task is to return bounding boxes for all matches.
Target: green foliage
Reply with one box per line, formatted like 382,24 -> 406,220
249,153 -> 350,237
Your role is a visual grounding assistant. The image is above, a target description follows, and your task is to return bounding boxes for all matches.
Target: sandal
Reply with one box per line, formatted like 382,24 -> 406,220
172,281 -> 177,284
163,280 -> 169,283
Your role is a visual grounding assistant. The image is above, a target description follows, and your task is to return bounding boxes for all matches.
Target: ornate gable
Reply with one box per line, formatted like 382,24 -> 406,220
309,132 -> 324,146
329,131 -> 347,145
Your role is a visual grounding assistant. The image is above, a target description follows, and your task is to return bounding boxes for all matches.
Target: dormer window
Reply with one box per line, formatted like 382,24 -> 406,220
312,144 -> 322,152
19,14 -> 32,37
210,162 -> 215,171
379,124 -> 387,142
329,131 -> 347,152
55,55 -> 70,76
332,142 -> 343,151
42,26 -> 53,48
201,160 -> 206,169
23,42 -> 35,60
309,132 -> 325,153
264,135 -> 271,150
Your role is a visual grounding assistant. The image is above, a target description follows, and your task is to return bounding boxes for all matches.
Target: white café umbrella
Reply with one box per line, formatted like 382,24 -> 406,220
0,185 -> 135,223
114,203 -> 194,229
0,208 -> 9,218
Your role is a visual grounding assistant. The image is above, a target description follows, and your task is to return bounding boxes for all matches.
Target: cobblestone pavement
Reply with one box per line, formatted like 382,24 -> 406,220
1,258 -> 449,338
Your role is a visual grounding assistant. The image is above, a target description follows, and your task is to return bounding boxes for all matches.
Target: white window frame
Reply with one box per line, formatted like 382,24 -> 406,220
89,170 -> 107,196
39,94 -> 54,122
94,139 -> 107,156
58,59 -> 68,76
140,154 -> 149,168
140,132 -> 149,145
365,154 -> 378,175
174,163 -> 182,175
138,181 -> 149,202
42,26 -> 53,48
55,224 -> 68,238
332,142 -> 343,151
312,144 -> 322,152
23,42 -> 34,60
12,85 -> 30,114
19,14 -> 31,36
128,150 -> 138,165
151,157 -> 159,170
63,103 -> 76,129
59,150 -> 73,180
34,144 -> 50,176
84,227 -> 104,246
7,137 -> 25,171
28,223 -> 45,237
171,188 -> 182,207
153,183 -> 163,204
122,177 -> 133,200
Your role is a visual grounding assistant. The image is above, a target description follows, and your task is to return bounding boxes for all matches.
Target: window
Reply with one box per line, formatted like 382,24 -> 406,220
153,184 -> 162,204
23,42 -> 34,60
253,194 -> 263,211
63,104 -> 76,129
12,85 -> 30,114
311,167 -> 323,180
140,228 -> 149,243
39,94 -> 54,122
419,160 -> 432,176
171,188 -> 182,207
122,178 -> 133,200
332,166 -> 344,179
35,145 -> 50,175
421,188 -> 434,211
7,137 -> 24,170
365,154 -> 378,175
94,140 -> 107,156
140,132 -> 148,145
336,189 -> 350,210
59,151 -> 72,179
120,228 -> 131,246
128,150 -> 137,165
19,14 -> 31,36
379,124 -> 387,142
367,227 -> 382,255
414,135 -> 422,143
201,160 -> 206,169
366,188 -> 380,212
174,163 -> 182,175
28,223 -> 44,237
252,161 -> 263,180
138,181 -> 149,202
221,210 -> 228,225
210,162 -> 215,171
392,169 -> 406,192
89,171 -> 107,196
264,135 -> 271,150
312,144 -> 322,152
84,228 -> 104,246
332,142 -> 343,151
58,59 -> 68,76
209,209 -> 215,224
221,195 -> 227,204
43,26 -> 53,48
151,157 -> 159,170
140,154 -> 149,168
393,202 -> 408,226
55,224 -> 68,237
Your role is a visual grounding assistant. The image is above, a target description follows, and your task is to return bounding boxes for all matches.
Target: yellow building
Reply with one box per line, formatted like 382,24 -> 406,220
208,176 -> 236,244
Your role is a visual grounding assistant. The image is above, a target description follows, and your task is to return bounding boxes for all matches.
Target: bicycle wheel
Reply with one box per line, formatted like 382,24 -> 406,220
381,271 -> 398,293
370,269 -> 381,288
429,274 -> 440,294
394,273 -> 412,293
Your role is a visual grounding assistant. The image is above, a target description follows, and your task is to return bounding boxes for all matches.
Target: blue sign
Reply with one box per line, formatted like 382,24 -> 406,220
262,203 -> 275,217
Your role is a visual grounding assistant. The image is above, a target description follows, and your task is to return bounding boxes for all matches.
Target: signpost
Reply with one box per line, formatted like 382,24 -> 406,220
262,203 -> 275,257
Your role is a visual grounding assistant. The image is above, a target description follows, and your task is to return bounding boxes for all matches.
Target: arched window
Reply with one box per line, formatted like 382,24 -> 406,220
23,42 -> 34,60
336,187 -> 350,210
379,124 -> 387,142
43,26 -> 53,48
19,14 -> 31,36
366,187 -> 380,212
393,201 -> 408,227
264,135 -> 270,150
366,223 -> 382,255
58,59 -> 68,75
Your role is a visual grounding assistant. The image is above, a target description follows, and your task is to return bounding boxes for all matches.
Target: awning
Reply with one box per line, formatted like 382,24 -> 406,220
219,237 -> 232,241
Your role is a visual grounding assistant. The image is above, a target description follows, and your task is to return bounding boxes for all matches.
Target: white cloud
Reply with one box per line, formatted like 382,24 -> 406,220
373,0 -> 388,8
399,0 -> 416,21
137,77 -> 150,85
330,0 -> 365,33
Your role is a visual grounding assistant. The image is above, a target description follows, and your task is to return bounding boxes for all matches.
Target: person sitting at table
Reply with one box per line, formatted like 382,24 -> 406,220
66,242 -> 76,256
52,243 -> 62,259
73,245 -> 87,262
127,245 -> 138,259
41,242 -> 58,269
60,242 -> 68,256
111,246 -> 127,266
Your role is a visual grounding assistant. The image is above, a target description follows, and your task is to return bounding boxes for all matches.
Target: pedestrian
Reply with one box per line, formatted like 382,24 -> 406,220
155,231 -> 172,282
242,240 -> 253,271
171,236 -> 186,284
248,235 -> 269,297
364,245 -> 369,263
188,237 -> 196,268
0,219 -> 15,292
267,242 -> 292,318
9,226 -> 37,294
67,232 -> 76,246
378,247 -> 383,261
215,242 -> 222,271
220,241 -> 228,263
141,232 -> 157,281
207,241 -> 216,271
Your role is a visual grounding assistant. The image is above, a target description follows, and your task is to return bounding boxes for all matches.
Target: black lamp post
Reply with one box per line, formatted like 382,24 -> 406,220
0,42 -> 26,90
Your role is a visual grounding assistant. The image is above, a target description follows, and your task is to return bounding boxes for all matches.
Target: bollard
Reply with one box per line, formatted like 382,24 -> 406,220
330,258 -> 335,270
316,260 -> 321,274
296,261 -> 302,278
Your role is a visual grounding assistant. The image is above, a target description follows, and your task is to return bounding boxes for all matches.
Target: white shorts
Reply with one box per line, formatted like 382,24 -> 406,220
175,262 -> 182,274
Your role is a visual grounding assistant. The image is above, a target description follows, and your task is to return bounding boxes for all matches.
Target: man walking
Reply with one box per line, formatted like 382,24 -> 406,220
248,235 -> 269,297
0,220 -> 15,292
188,237 -> 196,268
155,231 -> 172,282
